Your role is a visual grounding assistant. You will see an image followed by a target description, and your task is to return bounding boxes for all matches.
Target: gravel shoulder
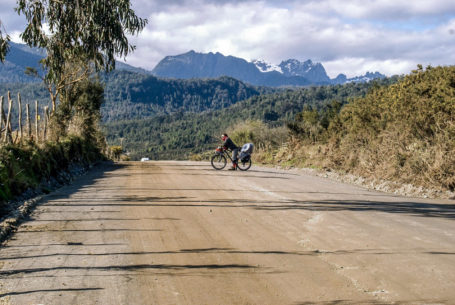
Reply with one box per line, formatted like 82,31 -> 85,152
0,161 -> 454,304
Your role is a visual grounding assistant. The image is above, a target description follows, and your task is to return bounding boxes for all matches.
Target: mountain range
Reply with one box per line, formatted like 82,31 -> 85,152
0,43 -> 385,87
152,51 -> 386,86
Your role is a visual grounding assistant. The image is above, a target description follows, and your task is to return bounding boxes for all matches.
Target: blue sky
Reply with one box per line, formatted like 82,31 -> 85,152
1,0 -> 454,78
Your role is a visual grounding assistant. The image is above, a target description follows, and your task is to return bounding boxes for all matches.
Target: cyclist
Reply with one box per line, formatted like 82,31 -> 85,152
221,133 -> 239,170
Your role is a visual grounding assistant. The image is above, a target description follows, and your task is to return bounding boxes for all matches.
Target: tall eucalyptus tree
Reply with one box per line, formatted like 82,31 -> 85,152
16,0 -> 148,112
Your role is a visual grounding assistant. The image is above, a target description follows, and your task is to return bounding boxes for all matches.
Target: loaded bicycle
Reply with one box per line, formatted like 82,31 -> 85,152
210,143 -> 253,171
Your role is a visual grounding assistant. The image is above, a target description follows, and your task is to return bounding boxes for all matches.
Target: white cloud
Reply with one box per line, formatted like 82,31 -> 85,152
2,0 -> 454,78
297,0 -> 455,20
125,0 -> 455,77
9,31 -> 23,43
324,57 -> 416,78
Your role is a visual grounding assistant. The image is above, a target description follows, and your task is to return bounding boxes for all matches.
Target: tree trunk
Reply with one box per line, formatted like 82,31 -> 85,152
51,93 -> 56,114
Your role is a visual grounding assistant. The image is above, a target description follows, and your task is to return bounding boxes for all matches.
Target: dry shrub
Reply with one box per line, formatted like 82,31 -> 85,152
277,66 -> 454,192
221,120 -> 289,165
228,120 -> 288,151
321,66 -> 455,191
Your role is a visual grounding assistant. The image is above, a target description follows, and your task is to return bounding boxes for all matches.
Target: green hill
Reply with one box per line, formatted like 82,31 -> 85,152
101,71 -> 271,121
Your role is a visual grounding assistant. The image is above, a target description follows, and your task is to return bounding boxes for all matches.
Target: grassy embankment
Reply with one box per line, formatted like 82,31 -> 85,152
0,136 -> 104,217
0,78 -> 108,218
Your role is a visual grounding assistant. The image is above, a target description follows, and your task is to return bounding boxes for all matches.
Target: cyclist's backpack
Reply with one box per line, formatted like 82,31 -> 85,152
241,143 -> 254,154
239,143 -> 254,161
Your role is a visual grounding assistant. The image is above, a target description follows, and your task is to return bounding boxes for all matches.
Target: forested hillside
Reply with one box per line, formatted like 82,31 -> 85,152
102,71 -> 272,120
0,82 -> 49,105
0,71 -> 271,121
105,77 -> 399,160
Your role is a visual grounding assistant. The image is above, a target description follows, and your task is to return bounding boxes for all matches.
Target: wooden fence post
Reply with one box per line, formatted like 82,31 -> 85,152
7,92 -> 13,137
35,100 -> 39,143
18,92 -> 23,142
26,104 -> 31,139
4,92 -> 13,143
1,97 -> 7,135
46,106 -> 50,141
43,106 -> 48,141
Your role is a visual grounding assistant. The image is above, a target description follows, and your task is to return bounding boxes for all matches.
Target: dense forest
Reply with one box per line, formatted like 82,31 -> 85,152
101,71 -> 275,120
0,71 -> 273,121
105,77 -> 399,160
0,82 -> 50,105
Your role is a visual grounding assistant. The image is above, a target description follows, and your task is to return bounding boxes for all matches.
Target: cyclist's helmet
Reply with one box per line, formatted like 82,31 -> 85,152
221,133 -> 228,141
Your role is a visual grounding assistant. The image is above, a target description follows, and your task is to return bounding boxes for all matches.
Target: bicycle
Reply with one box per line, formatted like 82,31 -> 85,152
210,146 -> 252,171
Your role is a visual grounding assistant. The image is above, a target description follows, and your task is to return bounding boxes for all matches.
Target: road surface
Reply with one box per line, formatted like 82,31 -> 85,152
0,161 -> 454,304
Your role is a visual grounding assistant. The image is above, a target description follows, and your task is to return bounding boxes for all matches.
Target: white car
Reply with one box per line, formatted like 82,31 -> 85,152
140,157 -> 150,162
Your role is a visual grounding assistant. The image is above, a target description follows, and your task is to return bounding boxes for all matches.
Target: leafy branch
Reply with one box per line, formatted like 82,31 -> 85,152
0,20 -> 11,63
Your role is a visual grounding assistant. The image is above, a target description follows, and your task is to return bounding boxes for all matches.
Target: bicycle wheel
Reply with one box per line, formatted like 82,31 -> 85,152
237,158 -> 252,171
211,154 -> 227,170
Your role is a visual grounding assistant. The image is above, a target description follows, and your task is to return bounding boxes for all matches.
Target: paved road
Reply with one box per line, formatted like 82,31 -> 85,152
0,161 -> 454,304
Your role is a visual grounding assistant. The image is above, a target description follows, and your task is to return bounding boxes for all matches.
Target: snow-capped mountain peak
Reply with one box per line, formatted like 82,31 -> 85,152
279,59 -> 318,76
278,59 -> 331,83
252,59 -> 282,73
251,58 -> 334,83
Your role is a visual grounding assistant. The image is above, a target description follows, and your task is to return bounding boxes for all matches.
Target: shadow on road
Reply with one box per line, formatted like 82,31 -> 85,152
0,287 -> 103,298
294,300 -> 448,305
2,247 -> 453,262
252,198 -> 455,219
0,263 -> 258,277
45,196 -> 455,219
26,161 -> 453,220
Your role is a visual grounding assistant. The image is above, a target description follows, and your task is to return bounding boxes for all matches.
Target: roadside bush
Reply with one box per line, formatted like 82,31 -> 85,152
227,120 -> 289,164
0,136 -> 103,217
285,65 -> 455,191
228,120 -> 289,151
109,145 -> 123,160
330,66 -> 455,190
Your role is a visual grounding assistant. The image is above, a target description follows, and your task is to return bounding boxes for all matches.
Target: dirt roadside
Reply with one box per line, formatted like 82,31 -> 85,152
0,161 -> 454,304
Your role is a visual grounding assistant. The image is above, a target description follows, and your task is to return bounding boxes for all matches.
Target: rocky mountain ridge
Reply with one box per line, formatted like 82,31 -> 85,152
0,43 -> 386,87
152,50 -> 385,86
